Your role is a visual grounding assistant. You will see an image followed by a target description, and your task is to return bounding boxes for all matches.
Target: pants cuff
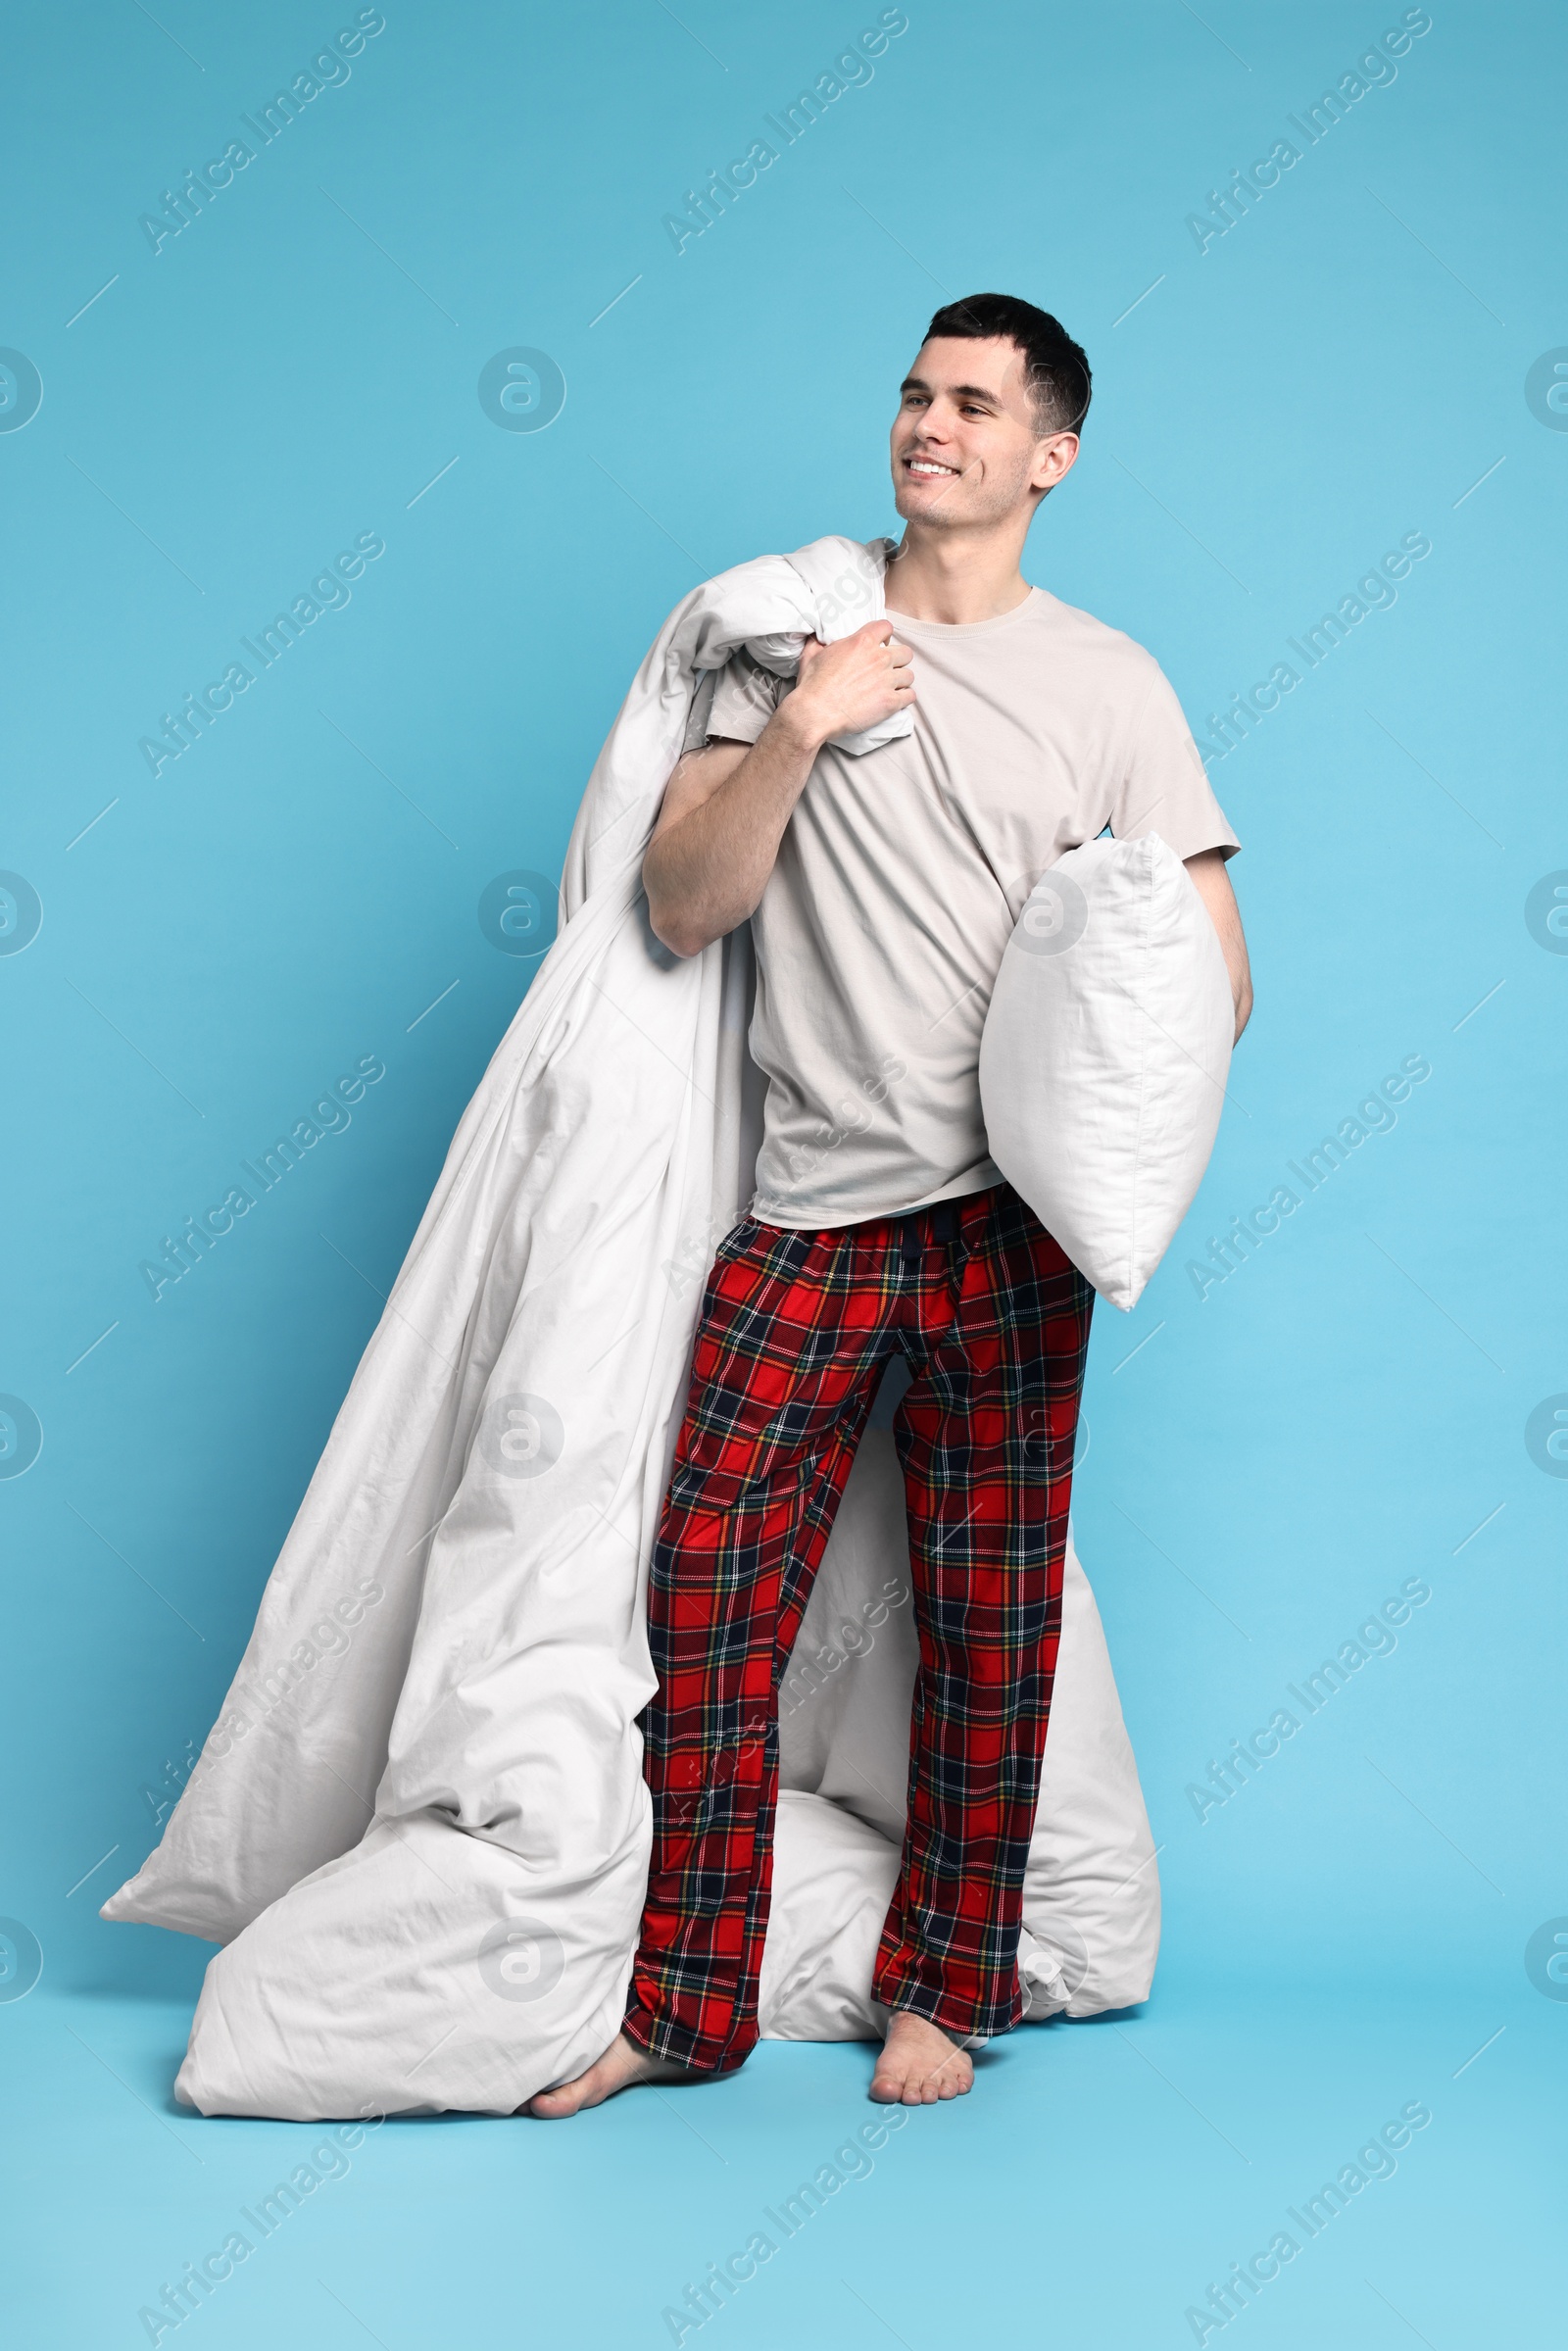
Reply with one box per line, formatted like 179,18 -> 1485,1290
621,2001 -> 752,2076
875,1973 -> 1021,2044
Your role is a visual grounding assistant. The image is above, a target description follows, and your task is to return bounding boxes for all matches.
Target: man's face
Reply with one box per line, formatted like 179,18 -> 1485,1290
889,335 -> 1077,529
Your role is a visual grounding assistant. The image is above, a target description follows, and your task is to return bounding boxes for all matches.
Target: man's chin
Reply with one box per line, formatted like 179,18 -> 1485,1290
893,486 -> 965,527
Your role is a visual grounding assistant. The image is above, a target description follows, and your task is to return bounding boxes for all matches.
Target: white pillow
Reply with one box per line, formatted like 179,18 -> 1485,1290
978,833 -> 1233,1312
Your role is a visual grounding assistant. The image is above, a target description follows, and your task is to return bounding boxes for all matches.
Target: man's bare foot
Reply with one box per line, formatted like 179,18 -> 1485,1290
869,2010 -> 974,2104
527,2032 -> 695,2119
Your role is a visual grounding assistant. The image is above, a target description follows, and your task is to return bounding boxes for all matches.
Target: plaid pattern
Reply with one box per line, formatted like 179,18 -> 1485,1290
622,1182 -> 1094,2072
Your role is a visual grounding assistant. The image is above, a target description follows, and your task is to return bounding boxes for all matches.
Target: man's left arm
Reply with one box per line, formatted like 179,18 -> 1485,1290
1184,848 -> 1252,1044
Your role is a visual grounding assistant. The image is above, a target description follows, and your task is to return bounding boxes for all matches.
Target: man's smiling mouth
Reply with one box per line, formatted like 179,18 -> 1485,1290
905,456 -> 960,477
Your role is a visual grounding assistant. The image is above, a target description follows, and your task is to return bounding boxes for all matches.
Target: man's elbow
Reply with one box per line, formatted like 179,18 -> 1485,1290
651,911 -> 710,959
644,882 -> 710,959
1232,970 -> 1254,1044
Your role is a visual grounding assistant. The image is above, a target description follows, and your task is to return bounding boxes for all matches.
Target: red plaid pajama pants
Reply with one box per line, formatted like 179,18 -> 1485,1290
622,1181 -> 1094,2072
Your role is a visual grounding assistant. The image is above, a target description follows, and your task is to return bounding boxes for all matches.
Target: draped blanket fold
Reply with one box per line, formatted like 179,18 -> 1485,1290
104,535 -> 1159,2119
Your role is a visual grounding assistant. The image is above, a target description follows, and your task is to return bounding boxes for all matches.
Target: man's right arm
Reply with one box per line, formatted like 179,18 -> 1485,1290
642,619 -> 914,958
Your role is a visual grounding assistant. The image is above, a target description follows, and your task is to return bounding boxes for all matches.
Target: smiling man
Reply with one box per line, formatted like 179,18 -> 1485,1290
531,293 -> 1250,2120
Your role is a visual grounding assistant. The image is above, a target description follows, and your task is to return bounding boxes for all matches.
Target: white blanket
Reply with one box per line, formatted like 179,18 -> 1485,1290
104,535 -> 1159,2119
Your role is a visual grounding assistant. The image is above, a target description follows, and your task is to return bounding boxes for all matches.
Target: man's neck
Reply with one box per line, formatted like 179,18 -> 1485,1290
881,523 -> 1034,625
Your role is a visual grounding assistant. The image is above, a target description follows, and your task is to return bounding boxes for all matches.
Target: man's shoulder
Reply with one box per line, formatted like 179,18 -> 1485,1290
1025,585 -> 1161,676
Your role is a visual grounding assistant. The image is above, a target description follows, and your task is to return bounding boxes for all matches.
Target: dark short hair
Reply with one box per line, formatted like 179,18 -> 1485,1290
921,293 -> 1092,437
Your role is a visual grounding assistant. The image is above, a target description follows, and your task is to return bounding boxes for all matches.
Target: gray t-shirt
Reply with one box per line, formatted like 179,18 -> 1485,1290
705,584 -> 1239,1229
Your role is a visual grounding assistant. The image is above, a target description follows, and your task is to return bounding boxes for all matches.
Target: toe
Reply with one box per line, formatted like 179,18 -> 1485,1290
529,2068 -> 602,2118
527,2088 -> 572,2119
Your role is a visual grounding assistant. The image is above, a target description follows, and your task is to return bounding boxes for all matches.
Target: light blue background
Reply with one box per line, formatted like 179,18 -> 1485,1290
4,3 -> 1563,2345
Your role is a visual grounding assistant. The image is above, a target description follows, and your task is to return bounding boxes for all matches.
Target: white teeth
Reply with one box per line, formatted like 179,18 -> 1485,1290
907,460 -> 956,476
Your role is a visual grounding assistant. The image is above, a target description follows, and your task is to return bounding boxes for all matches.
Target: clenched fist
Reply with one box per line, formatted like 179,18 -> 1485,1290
788,618 -> 916,747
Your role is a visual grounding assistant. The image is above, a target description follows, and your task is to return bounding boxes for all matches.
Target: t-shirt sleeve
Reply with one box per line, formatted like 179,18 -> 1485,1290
1110,661 -> 1241,862
704,650 -> 786,746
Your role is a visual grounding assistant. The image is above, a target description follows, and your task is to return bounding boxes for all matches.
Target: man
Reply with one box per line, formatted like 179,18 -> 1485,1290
533,293 -> 1250,2118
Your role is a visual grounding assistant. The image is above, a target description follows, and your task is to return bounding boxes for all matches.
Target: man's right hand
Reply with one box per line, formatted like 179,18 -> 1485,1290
642,620 -> 916,959
788,619 -> 916,749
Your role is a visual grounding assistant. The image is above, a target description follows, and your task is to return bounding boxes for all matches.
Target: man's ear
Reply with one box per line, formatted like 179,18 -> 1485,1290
1031,432 -> 1079,495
